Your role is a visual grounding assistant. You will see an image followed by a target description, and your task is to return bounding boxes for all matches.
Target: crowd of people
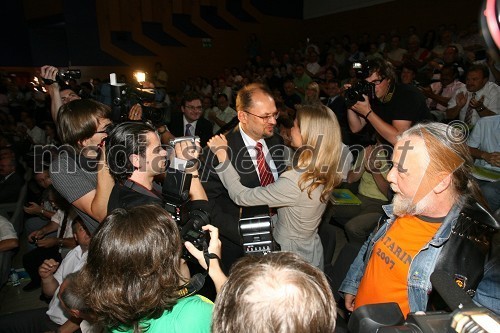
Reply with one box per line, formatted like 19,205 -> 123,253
0,20 -> 499,333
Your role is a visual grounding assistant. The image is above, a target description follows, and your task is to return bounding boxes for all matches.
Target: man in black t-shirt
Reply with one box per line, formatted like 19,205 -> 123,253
347,59 -> 429,146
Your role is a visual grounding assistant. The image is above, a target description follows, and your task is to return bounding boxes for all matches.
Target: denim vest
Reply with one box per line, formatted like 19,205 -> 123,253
339,202 -> 463,313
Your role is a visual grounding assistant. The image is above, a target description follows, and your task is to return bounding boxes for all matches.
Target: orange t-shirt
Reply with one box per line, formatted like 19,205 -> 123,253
354,215 -> 442,317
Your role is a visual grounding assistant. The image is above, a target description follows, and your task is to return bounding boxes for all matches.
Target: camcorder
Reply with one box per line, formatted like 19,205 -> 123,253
42,69 -> 82,85
348,271 -> 499,333
344,61 -> 376,108
110,80 -> 168,126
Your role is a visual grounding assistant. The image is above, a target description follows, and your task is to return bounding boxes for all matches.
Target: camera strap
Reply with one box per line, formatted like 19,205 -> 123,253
123,179 -> 161,199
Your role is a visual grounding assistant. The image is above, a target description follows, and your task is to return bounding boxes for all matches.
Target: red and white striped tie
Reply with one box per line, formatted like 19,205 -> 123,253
255,142 -> 274,187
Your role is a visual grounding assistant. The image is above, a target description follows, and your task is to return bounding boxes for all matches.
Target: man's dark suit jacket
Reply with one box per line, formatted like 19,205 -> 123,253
201,125 -> 287,269
168,112 -> 213,147
0,171 -> 25,204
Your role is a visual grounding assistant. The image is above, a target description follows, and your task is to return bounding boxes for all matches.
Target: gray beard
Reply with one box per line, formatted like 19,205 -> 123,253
392,193 -> 430,217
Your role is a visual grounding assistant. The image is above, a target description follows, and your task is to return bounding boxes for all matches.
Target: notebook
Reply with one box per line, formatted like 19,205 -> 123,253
330,189 -> 362,205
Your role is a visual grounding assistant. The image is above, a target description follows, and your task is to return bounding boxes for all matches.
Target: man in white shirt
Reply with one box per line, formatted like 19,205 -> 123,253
446,64 -> 500,126
208,93 -> 237,134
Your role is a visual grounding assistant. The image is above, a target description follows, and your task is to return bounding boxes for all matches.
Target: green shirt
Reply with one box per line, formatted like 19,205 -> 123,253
110,295 -> 213,333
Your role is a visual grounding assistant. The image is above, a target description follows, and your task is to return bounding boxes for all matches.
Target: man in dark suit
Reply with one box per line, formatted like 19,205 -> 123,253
201,83 -> 287,271
0,150 -> 25,204
324,79 -> 353,145
168,92 -> 213,147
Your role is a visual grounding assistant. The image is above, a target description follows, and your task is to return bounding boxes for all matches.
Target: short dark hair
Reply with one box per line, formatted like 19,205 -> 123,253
212,252 -> 337,333
181,91 -> 202,106
467,64 -> 489,79
106,122 -> 156,183
366,58 -> 397,83
57,99 -> 111,151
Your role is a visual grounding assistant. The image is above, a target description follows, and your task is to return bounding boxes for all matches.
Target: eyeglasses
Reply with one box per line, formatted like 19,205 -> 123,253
184,105 -> 203,111
243,110 -> 279,122
370,77 -> 386,85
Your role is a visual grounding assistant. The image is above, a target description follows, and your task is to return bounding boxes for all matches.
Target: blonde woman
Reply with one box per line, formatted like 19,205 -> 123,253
304,81 -> 322,106
208,105 -> 342,269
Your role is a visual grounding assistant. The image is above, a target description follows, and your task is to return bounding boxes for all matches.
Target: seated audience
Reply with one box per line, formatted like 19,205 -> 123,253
446,64 -> 500,125
212,252 -> 337,333
0,150 -> 25,204
0,217 -> 91,332
340,122 -> 499,317
467,115 -> 500,212
208,93 -> 237,135
0,216 -> 19,287
23,186 -> 78,291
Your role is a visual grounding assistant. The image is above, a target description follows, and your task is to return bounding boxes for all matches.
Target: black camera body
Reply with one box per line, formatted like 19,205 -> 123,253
110,83 -> 167,125
344,61 -> 376,108
42,69 -> 81,86
162,168 -> 210,261
344,80 -> 376,107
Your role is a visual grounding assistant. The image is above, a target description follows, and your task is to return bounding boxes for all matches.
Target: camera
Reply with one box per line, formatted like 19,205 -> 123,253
344,61 -> 376,108
169,136 -> 200,147
162,167 -> 210,261
42,69 -> 81,85
344,80 -> 376,108
110,81 -> 168,126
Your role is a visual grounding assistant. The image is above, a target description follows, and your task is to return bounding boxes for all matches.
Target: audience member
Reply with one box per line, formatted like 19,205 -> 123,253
23,185 -> 78,291
303,81 -> 322,106
348,58 -> 430,145
212,252 -> 337,333
74,205 -> 225,333
202,83 -> 287,270
332,142 -> 391,245
420,64 -> 465,121
208,104 -> 342,269
208,93 -> 237,135
467,115 -> 500,211
340,122 -> 499,317
293,63 -> 312,101
165,92 -> 213,147
446,64 -> 500,125
0,150 -> 25,204
0,217 -> 91,332
0,216 -> 19,287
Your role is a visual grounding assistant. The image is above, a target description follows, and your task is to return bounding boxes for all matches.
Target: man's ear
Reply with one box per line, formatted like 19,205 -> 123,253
237,111 -> 247,124
433,172 -> 452,194
69,309 -> 81,319
129,153 -> 140,169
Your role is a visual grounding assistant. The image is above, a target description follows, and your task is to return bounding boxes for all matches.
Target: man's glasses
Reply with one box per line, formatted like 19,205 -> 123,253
370,77 -> 386,86
185,105 -> 203,111
243,110 -> 279,122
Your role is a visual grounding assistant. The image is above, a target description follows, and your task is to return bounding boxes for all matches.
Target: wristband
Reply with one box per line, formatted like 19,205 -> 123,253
40,208 -> 45,216
365,110 -> 373,120
58,238 -> 63,248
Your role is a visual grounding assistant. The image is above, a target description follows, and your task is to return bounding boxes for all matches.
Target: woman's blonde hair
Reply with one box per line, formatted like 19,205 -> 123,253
294,104 -> 343,202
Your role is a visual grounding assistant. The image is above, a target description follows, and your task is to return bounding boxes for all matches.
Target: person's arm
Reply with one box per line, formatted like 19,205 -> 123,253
28,220 -> 60,243
364,147 -> 391,196
57,317 -> 83,333
446,92 -> 467,120
208,135 -> 299,207
39,258 -> 60,297
157,124 -> 176,145
175,140 -> 208,201
420,86 -> 452,108
469,95 -> 497,117
0,238 -> 18,252
71,145 -> 114,222
40,65 -> 63,122
185,225 -> 227,293
347,108 -> 368,134
469,147 -> 500,167
24,202 -> 56,219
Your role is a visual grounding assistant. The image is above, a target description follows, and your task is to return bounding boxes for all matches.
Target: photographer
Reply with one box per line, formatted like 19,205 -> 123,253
105,122 -> 208,213
347,59 -> 429,146
40,65 -> 142,123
